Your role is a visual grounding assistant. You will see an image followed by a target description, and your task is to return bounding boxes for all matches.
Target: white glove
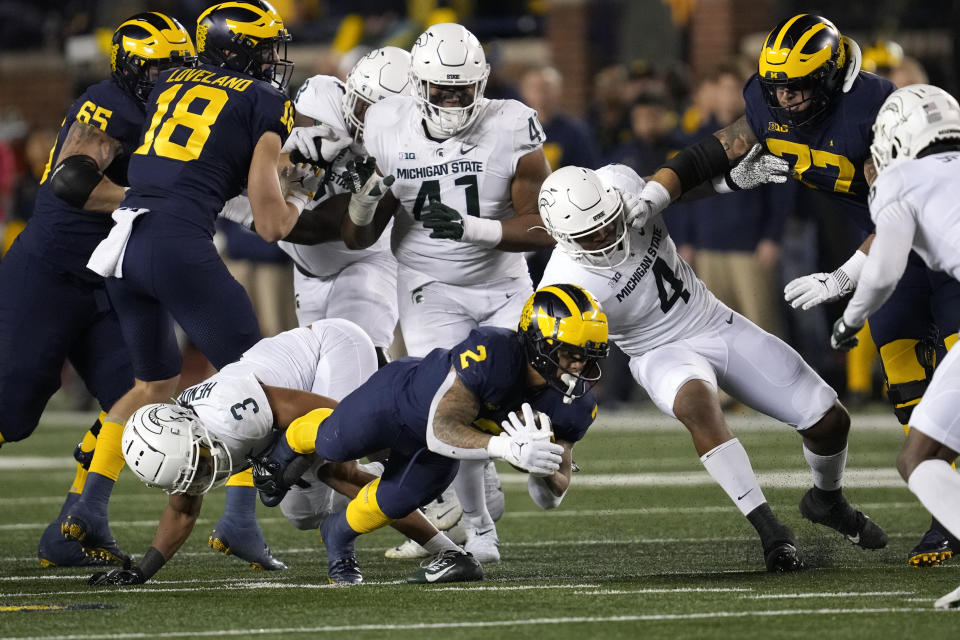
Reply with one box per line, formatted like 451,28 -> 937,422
623,180 -> 671,230
345,157 -> 394,226
487,403 -> 562,477
282,125 -> 351,164
784,250 -> 867,310
281,164 -> 323,214
713,144 -> 791,193
218,195 -> 253,229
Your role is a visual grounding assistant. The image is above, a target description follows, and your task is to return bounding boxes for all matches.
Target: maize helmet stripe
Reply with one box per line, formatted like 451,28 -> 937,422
197,1 -> 287,45
113,12 -> 196,71
770,13 -> 806,50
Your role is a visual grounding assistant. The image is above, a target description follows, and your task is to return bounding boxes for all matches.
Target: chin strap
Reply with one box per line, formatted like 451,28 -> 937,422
560,373 -> 578,405
842,36 -> 862,93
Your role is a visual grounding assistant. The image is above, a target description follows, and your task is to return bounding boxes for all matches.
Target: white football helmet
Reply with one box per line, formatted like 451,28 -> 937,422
538,166 -> 631,270
410,22 -> 490,137
122,403 -> 233,495
871,84 -> 960,174
342,46 -> 412,141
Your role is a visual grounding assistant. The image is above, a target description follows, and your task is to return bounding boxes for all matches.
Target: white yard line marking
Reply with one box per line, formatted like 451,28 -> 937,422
0,608 -> 940,640
428,584 -> 598,592
574,587 -> 754,595
747,591 -> 914,599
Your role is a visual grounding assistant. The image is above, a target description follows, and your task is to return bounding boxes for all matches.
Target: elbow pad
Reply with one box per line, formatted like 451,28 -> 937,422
660,135 -> 729,194
49,155 -> 102,208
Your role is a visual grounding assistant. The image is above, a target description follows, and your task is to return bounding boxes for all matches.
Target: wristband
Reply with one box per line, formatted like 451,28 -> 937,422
486,435 -> 511,460
285,192 -> 309,215
460,216 -> 503,248
833,250 -> 868,290
640,180 -> 672,215
348,196 -> 377,226
136,546 -> 166,580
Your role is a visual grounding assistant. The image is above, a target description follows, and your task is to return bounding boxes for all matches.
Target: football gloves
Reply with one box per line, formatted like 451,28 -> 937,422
282,125 -> 351,166
494,403 -> 563,477
421,200 -> 464,240
784,250 -> 867,310
218,194 -> 254,229
714,143 -> 791,192
281,164 -> 324,213
831,317 -> 862,351
344,157 -> 395,226
623,180 -> 671,231
88,567 -> 146,587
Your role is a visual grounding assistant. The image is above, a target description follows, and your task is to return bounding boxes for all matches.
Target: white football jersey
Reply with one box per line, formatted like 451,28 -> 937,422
363,95 -> 543,285
539,165 -> 721,357
177,371 -> 275,475
870,152 -> 960,280
278,74 -> 393,277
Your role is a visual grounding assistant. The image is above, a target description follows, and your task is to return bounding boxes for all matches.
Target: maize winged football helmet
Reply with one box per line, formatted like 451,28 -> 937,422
111,12 -> 197,103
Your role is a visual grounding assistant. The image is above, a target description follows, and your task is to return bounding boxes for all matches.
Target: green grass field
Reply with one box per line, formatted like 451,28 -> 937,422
2,407 -> 958,639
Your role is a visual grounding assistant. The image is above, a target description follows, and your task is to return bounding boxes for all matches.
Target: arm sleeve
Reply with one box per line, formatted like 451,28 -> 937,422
842,200 -> 916,327
528,474 -> 565,509
424,369 -> 492,460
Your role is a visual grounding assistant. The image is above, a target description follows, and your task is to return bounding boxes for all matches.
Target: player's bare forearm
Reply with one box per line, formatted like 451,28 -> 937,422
715,115 -> 759,161
432,375 -> 488,451
341,191 -> 395,249
864,158 -> 878,186
282,192 -> 350,244
542,440 -> 574,496
497,213 -> 556,251
57,121 -> 123,170
858,234 -> 876,255
248,131 -> 298,242
498,148 -> 552,251
261,384 -> 338,428
149,493 -> 203,560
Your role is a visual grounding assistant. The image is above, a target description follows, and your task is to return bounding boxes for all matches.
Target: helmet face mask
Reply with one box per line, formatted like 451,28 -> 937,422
518,284 -> 610,403
538,166 -> 631,270
870,84 -> 960,175
196,1 -> 294,91
410,23 -> 490,136
111,12 -> 197,103
342,46 -> 412,142
758,14 -> 847,128
123,404 -> 233,495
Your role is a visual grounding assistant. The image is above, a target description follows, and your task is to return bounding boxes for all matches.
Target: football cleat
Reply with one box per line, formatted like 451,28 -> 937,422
327,556 -> 363,585
38,521 -> 123,568
59,513 -> 131,568
935,584 -> 960,609
761,522 -> 805,573
208,518 -> 288,570
385,538 -> 430,559
423,487 -> 463,531
406,549 -> 483,584
463,523 -> 500,564
908,527 -> 954,567
799,488 -> 888,549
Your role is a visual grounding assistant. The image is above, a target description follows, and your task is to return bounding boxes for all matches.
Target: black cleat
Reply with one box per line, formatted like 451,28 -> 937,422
762,523 -> 805,573
799,488 -> 888,549
208,518 -> 288,571
38,521 -> 123,568
59,513 -> 131,568
406,549 -> 484,584
328,556 -> 363,585
908,527 -> 953,567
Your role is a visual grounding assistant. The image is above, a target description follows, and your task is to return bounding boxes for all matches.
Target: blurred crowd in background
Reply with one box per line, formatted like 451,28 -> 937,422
0,0 -> 956,412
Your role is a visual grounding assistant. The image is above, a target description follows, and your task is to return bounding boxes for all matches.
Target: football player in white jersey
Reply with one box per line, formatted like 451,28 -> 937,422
339,23 -> 556,563
277,47 -> 409,365
828,85 -> 960,607
537,164 -> 887,572
86,319 -> 478,585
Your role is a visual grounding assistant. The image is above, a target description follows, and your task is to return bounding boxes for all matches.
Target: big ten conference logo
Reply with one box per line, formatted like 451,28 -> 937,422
110,44 -> 119,71
768,121 -> 789,133
196,24 -> 208,52
399,151 -> 416,160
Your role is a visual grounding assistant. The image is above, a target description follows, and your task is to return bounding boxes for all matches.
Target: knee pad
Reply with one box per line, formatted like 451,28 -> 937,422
880,338 -> 935,425
345,478 -> 394,533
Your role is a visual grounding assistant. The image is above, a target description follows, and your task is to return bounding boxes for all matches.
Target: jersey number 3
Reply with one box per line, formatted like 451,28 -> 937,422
135,84 -> 229,162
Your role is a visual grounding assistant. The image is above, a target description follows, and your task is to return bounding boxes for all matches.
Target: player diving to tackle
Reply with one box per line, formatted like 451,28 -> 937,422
86,319 -> 479,586
537,164 -> 887,571
253,284 -> 609,584
827,85 -> 960,608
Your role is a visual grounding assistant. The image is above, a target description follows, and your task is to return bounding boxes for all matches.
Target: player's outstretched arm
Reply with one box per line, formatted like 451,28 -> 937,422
527,439 -> 574,509
49,121 -> 126,213
261,384 -> 338,429
500,148 -> 555,251
280,192 -> 352,245
247,131 -> 301,242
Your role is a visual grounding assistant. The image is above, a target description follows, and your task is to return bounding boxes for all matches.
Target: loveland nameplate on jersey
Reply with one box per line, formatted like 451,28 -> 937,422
165,68 -> 254,93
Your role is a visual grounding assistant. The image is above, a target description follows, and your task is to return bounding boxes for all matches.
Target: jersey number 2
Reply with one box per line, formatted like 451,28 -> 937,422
135,84 -> 229,162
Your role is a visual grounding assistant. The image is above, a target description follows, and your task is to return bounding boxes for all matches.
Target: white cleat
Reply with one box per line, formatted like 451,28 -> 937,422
464,524 -> 500,564
934,584 -> 960,609
384,538 -> 430,559
423,487 -> 462,531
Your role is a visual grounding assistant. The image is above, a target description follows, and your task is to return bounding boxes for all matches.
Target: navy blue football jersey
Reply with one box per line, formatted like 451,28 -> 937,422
393,327 -> 598,444
124,63 -> 294,235
743,71 -> 895,231
22,79 -> 144,280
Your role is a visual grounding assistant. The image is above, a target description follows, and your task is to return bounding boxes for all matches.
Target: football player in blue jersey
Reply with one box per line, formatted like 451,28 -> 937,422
77,0 -> 318,572
0,12 -> 196,569
620,13 -> 959,567
252,284 -> 609,584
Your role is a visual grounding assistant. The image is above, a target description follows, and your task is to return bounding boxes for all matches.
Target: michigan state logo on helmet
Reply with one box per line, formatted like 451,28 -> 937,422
870,84 -> 960,175
111,12 -> 197,103
196,0 -> 294,91
342,47 -> 412,142
758,14 -> 851,127
519,284 -> 609,403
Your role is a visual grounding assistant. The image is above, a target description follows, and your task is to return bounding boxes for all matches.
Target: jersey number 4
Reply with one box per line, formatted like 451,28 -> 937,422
135,84 -> 229,162
412,176 -> 480,219
653,258 -> 690,313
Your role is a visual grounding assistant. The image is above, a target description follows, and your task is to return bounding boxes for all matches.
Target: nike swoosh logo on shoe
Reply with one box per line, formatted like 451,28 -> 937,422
435,506 -> 458,520
847,533 -> 861,544
477,529 -> 495,537
425,564 -> 456,583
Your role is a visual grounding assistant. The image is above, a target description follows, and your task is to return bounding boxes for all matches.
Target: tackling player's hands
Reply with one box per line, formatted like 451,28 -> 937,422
622,180 -> 671,231
725,144 -> 791,190
498,403 -> 562,477
281,164 -> 324,213
831,317 -> 861,351
344,157 -> 395,226
784,270 -> 853,310
282,125 -> 351,165
421,201 -> 464,240
218,194 -> 254,229
88,567 -> 146,587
